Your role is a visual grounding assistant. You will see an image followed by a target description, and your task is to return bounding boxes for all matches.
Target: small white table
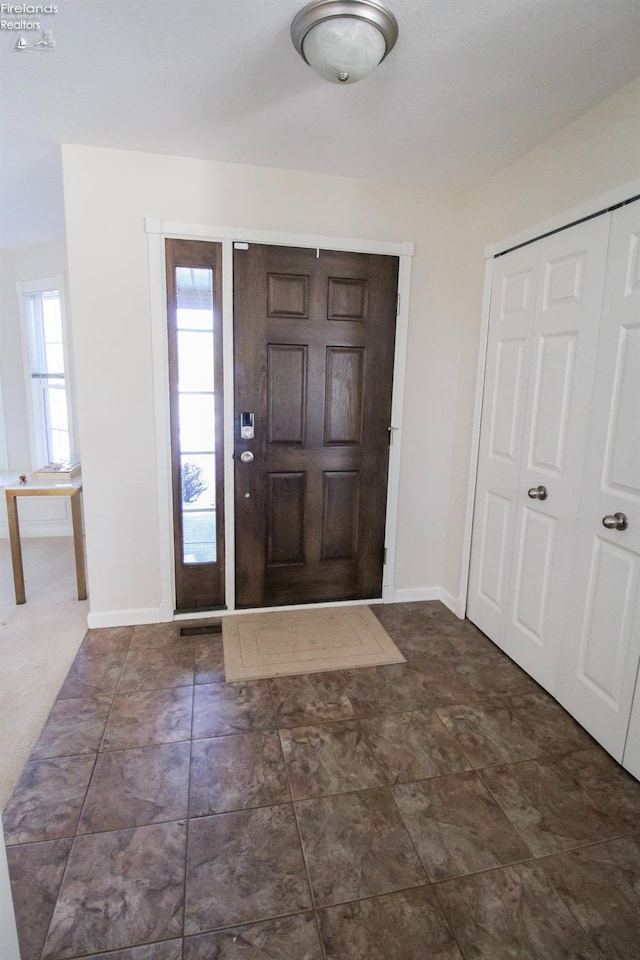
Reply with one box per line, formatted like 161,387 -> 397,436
4,476 -> 86,604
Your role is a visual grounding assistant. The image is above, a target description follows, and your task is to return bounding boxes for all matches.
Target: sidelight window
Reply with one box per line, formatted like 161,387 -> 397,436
175,267 -> 217,563
166,240 -> 225,611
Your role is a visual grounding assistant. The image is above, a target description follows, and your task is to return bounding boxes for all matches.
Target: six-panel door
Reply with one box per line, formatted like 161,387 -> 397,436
233,244 -> 399,609
504,216 -> 611,690
556,201 -> 640,760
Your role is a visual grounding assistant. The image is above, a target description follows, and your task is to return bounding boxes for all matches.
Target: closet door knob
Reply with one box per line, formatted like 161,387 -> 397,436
527,485 -> 548,500
602,512 -> 628,531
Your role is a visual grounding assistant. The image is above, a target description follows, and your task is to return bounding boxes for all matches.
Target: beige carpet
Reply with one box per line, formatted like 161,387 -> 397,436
0,537 -> 88,810
223,605 -> 405,681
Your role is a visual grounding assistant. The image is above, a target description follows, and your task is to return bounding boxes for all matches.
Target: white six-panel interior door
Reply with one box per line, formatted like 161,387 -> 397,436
555,201 -> 640,763
467,198 -> 640,771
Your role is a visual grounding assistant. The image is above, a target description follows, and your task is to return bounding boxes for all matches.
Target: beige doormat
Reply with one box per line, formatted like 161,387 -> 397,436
222,605 -> 405,682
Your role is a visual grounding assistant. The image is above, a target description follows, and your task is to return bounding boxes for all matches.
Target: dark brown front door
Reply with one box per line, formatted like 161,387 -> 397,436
233,243 -> 399,608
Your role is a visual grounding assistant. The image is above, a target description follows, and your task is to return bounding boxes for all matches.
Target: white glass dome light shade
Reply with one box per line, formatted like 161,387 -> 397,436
291,0 -> 399,85
302,16 -> 387,84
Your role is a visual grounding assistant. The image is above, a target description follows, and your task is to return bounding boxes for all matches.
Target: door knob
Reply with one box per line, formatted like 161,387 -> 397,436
602,512 -> 628,531
240,451 -> 254,463
527,485 -> 548,500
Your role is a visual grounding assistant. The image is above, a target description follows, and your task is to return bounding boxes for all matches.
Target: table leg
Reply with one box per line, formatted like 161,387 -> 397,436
70,490 -> 87,601
6,492 -> 26,604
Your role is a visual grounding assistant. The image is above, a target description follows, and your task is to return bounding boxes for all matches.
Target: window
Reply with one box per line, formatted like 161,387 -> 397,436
18,276 -> 76,468
166,240 -> 225,611
175,265 -> 218,564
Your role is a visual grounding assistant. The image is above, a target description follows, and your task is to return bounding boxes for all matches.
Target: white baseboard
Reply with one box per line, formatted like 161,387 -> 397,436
86,590 -> 467,628
440,588 -> 466,619
87,602 -> 174,629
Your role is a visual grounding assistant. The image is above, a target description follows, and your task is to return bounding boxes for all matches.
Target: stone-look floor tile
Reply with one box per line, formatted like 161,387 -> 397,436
80,627 -> 133,656
58,648 -> 128,700
6,838 -> 72,960
318,886 -> 463,960
562,749 -> 640,835
452,652 -> 541,700
280,719 -> 386,799
117,643 -> 195,693
539,836 -> 640,960
361,709 -> 472,783
78,741 -> 190,833
295,787 -> 427,907
3,755 -> 95,844
129,622 -> 182,649
393,772 -> 531,881
189,732 -> 290,816
184,913 -> 324,960
371,603 -> 496,659
195,638 -> 225,684
42,820 -> 186,959
192,681 -> 276,738
31,695 -> 113,759
435,861 -> 602,960
371,600 -> 461,639
72,943 -> 183,960
338,663 -> 432,716
481,753 -> 638,857
185,804 -> 310,934
101,687 -> 193,751
436,694 -> 594,768
269,672 -> 355,728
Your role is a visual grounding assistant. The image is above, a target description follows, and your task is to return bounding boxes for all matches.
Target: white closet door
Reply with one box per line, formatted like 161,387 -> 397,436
624,683 -> 640,779
467,244 -> 539,645
557,200 -> 640,761
503,216 -> 611,691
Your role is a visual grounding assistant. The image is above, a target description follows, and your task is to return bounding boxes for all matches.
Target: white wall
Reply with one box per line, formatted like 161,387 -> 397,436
61,75 -> 640,624
443,75 -> 640,601
62,145 -> 468,621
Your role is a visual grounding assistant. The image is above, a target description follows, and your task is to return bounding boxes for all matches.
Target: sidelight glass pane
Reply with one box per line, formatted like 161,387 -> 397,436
172,261 -> 221,575
181,454 -> 216,510
176,266 -> 214,323
179,394 -> 215,452
177,307 -> 213,331
182,510 -> 216,563
178,330 -> 214,391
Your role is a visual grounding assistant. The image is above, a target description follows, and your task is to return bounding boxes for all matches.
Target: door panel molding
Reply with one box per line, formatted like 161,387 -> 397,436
147,221 -> 412,616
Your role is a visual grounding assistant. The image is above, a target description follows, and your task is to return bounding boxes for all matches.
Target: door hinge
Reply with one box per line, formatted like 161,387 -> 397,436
388,426 -> 397,445
396,293 -> 401,315
383,547 -> 387,565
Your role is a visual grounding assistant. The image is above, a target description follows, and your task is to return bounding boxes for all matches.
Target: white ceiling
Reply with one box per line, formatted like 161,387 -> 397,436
1,0 -> 639,249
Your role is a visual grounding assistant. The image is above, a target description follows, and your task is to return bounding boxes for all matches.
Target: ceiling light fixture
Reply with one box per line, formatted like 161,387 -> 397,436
291,0 -> 399,85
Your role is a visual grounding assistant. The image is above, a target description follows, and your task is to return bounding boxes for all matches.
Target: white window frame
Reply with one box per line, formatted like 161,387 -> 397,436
17,274 -> 76,470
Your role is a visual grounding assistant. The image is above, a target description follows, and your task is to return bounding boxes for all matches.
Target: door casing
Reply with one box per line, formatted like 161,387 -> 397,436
147,220 -> 414,618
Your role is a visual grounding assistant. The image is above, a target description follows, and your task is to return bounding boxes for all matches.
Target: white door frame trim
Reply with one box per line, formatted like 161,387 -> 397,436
146,219 -> 414,618
459,177 -> 640,620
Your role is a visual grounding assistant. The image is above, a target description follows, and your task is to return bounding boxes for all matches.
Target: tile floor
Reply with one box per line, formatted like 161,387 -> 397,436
3,601 -> 640,960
